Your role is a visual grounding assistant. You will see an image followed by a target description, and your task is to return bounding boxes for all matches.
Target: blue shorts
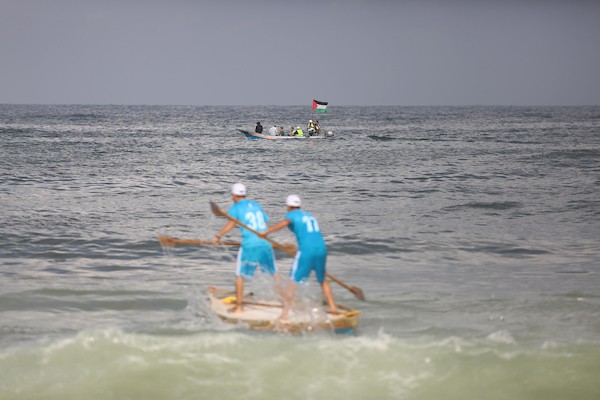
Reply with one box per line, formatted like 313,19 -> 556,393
290,247 -> 327,284
236,244 -> 277,278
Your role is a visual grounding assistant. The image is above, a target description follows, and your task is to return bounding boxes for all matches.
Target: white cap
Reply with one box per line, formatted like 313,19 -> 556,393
286,194 -> 301,207
231,183 -> 247,196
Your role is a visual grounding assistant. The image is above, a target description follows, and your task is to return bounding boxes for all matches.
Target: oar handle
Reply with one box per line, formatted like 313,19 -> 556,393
326,273 -> 351,290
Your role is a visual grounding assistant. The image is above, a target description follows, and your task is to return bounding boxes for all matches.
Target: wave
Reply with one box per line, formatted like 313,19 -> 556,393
367,135 -> 397,141
0,329 -> 598,400
453,201 -> 523,211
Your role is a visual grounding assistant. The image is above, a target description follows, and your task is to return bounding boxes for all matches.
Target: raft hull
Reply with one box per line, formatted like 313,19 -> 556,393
239,130 -> 326,140
207,287 -> 360,334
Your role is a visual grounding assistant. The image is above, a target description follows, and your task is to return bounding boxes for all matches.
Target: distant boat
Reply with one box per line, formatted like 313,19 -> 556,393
240,99 -> 334,140
239,129 -> 333,140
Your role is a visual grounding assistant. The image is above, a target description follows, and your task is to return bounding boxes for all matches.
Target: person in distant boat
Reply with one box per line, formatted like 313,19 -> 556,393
268,125 -> 278,135
314,120 -> 321,134
290,126 -> 296,136
212,183 -> 278,313
259,194 -> 337,320
255,122 -> 263,133
278,126 -> 284,136
295,126 -> 305,137
307,120 -> 316,136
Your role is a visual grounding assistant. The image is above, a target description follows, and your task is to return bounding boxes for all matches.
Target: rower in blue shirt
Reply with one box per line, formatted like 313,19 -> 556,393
212,183 -> 278,313
260,194 -> 337,320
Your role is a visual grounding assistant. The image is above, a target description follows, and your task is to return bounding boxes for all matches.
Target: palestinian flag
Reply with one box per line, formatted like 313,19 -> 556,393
312,100 -> 328,113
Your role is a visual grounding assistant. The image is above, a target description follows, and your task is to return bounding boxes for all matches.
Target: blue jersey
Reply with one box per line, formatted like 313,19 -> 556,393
285,209 -> 327,284
285,209 -> 326,251
228,199 -> 270,247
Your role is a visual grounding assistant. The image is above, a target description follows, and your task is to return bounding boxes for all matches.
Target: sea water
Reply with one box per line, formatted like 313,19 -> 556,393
1,104 -> 599,399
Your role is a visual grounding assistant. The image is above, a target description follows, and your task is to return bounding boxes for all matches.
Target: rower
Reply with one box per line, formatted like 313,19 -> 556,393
307,120 -> 316,136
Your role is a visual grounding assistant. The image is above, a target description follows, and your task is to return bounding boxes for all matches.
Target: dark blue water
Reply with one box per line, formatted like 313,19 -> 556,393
1,104 -> 599,399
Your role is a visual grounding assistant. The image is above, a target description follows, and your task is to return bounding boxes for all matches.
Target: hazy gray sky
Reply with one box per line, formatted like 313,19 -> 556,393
1,0 -> 599,106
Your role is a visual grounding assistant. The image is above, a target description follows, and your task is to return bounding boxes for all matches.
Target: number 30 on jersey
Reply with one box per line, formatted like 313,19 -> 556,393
245,211 -> 267,231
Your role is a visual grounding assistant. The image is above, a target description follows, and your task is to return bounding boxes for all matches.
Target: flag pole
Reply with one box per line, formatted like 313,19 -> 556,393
310,100 -> 313,135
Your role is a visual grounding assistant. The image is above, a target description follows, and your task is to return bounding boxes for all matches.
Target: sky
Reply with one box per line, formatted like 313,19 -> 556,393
1,0 -> 599,106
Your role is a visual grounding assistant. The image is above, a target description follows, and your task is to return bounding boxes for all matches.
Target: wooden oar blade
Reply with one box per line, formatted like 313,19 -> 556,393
327,273 -> 366,301
210,200 -> 227,218
157,235 -> 176,247
351,286 -> 366,301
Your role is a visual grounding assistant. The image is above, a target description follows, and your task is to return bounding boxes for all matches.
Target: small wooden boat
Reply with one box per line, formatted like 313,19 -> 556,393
207,287 -> 360,334
239,129 -> 332,141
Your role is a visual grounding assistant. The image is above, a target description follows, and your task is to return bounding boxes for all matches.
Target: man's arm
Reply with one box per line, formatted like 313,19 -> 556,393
212,220 -> 237,244
259,219 -> 290,237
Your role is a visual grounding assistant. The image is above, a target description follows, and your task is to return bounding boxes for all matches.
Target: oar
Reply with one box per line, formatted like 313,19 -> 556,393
327,274 -> 366,301
210,201 -> 366,301
209,200 -> 298,256
158,235 -> 240,247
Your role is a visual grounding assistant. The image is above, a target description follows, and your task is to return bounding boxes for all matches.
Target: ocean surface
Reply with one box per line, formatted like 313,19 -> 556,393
1,104 -> 599,399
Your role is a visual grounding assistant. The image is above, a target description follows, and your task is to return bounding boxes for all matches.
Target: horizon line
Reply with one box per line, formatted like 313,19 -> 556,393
1,103 -> 599,108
